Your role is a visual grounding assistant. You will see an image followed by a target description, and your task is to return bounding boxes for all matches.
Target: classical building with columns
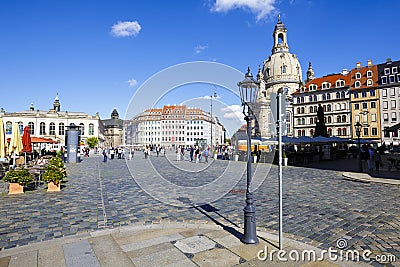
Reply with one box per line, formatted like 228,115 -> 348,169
0,95 -> 105,147
255,16 -> 303,138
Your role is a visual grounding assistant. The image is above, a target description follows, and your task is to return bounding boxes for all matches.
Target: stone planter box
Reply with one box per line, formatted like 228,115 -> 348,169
47,181 -> 61,192
9,183 -> 24,194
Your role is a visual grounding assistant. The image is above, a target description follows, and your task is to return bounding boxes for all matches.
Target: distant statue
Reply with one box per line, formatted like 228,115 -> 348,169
317,104 -> 324,123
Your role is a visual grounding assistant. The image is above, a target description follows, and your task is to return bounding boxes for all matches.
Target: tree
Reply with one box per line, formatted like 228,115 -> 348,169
86,137 -> 98,149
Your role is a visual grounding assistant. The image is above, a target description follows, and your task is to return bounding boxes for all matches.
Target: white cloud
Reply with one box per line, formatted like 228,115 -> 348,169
194,44 -> 208,54
221,105 -> 243,120
127,79 -> 138,87
111,21 -> 141,37
211,0 -> 276,21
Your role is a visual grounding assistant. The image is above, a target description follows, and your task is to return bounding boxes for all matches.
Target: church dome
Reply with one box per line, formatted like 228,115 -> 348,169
262,17 -> 302,88
111,108 -> 119,119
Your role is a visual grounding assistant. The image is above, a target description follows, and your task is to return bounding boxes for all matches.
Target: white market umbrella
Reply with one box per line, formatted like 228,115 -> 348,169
0,118 -> 6,158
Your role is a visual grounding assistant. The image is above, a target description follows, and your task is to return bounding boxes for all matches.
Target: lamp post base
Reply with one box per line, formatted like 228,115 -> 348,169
241,192 -> 259,244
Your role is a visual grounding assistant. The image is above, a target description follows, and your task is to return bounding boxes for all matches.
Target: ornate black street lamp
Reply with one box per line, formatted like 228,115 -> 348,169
355,122 -> 362,173
237,67 -> 259,244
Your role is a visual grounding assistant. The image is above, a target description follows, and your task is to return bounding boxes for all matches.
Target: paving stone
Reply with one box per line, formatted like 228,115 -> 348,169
8,250 -> 37,267
38,244 -> 66,267
0,256 -> 10,267
63,240 -> 100,267
120,233 -> 184,252
90,235 -> 134,267
192,247 -> 240,267
130,247 -> 191,267
174,235 -> 216,254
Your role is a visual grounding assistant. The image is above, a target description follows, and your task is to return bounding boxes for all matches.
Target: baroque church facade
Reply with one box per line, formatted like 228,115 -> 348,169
255,16 -> 303,138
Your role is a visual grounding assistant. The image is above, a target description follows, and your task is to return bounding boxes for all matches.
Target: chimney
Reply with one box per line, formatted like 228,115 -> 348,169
356,62 -> 361,69
386,58 -> 392,63
342,69 -> 349,75
367,60 -> 372,67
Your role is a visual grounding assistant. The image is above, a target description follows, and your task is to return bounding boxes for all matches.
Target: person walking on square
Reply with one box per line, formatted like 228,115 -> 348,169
195,147 -> 200,163
110,147 -> 115,160
372,149 -> 381,172
190,146 -> 194,162
102,148 -> 108,162
203,147 -> 209,163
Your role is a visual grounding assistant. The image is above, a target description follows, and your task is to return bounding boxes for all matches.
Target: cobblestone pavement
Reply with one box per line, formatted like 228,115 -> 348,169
0,153 -> 398,265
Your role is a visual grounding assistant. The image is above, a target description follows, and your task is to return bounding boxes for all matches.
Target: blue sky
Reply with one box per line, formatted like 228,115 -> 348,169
1,0 -> 399,129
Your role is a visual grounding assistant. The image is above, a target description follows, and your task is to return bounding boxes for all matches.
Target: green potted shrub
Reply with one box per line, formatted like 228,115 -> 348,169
42,156 -> 66,192
4,168 -> 34,194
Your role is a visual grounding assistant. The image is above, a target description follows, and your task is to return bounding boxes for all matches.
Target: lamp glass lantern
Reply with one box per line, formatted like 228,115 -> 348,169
355,122 -> 362,138
238,67 -> 260,116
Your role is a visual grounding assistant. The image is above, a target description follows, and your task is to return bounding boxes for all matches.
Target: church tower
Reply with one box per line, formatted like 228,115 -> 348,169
53,93 -> 61,112
255,16 -> 303,137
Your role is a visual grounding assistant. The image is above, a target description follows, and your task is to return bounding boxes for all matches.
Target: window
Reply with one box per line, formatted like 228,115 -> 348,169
382,89 -> 387,97
397,74 -> 400,83
310,118 -> 313,124
337,128 -> 342,136
354,92 -> 359,98
354,103 -> 360,110
18,122 -> 23,134
313,95 -> 317,101
383,113 -> 389,122
366,79 -> 373,86
309,85 -> 317,91
363,128 -> 368,136
392,100 -> 397,109
282,65 -> 286,74
49,122 -> 56,135
371,114 -> 376,122
336,103 -> 341,111
355,72 -> 361,79
392,67 -> 398,74
355,81 -> 361,88
28,122 -> 34,135
40,122 -> 46,135
296,97 -> 300,104
79,123 -> 85,135
389,75 -> 395,83
371,101 -> 376,109
341,103 -> 346,110
381,77 -> 387,84
301,107 -> 305,114
362,103 -> 368,109
89,123 -> 94,135
322,94 -> 326,100
384,68 -> 390,75
370,90 -> 375,97
327,116 -> 332,123
336,80 -> 345,87
366,70 -> 372,77
326,93 -> 331,100
342,128 -> 347,136
296,107 -> 300,114
372,128 -> 377,136
328,128 -> 332,136
342,115 -> 346,122
336,92 -> 340,99
355,115 -> 360,123
337,115 -> 341,123
5,121 -> 12,134
309,95 -> 313,102
58,122 -> 64,135
362,91 -> 367,97
392,112 -> 397,121
309,106 -> 313,113
301,97 -> 304,103
322,82 -> 330,89
327,104 -> 331,111
390,88 -> 396,96
341,91 -> 346,98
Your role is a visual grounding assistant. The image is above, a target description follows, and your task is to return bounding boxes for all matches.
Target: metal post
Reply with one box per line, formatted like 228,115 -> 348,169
211,93 -> 213,150
358,135 -> 362,173
241,114 -> 258,244
277,89 -> 283,250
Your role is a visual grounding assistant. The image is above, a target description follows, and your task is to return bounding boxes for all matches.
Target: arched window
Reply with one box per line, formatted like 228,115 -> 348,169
310,117 -> 314,124
40,122 -> 46,135
323,105 -> 326,112
342,128 -> 347,136
298,130 -> 301,136
341,91 -> 345,98
309,106 -> 313,113
302,130 -> 305,136
309,95 -> 313,102
79,123 -> 85,135
337,115 -> 341,123
301,107 -> 305,114
336,92 -> 340,99
297,118 -> 301,125
300,97 -> 304,103
5,121 -> 12,134
59,123 -> 65,136
28,122 -> 34,135
18,122 -> 23,134
296,97 -> 300,104
328,128 -> 332,136
313,95 -> 317,101
327,104 -> 331,112
89,123 -> 94,135
301,118 -> 305,125
336,103 -> 341,111
310,129 -> 314,136
327,116 -> 332,123
326,93 -> 331,100
296,107 -> 300,114
282,65 -> 286,74
342,115 -> 346,122
314,106 -> 318,112
322,94 -> 326,100
49,122 -> 56,135
337,128 -> 342,136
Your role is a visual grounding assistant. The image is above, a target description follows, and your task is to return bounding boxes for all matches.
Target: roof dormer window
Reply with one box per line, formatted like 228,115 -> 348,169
366,70 -> 372,77
355,72 -> 361,79
355,81 -> 361,88
309,84 -> 317,91
335,80 -> 345,88
367,79 -> 373,86
384,68 -> 390,75
322,82 -> 330,89
393,67 -> 398,74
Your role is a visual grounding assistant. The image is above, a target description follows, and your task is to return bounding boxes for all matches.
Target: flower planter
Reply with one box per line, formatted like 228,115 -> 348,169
9,183 -> 24,194
47,181 -> 61,192
282,157 -> 288,166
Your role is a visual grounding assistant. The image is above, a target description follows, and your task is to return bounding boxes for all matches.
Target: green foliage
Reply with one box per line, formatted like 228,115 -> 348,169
3,168 -> 34,185
42,156 -> 66,185
86,137 -> 98,149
